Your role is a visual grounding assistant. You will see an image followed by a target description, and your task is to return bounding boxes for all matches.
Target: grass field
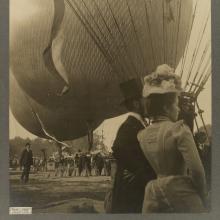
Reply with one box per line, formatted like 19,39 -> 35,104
10,171 -> 111,213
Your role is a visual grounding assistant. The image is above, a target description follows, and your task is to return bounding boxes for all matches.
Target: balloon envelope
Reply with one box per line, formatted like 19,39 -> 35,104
10,0 -> 193,140
10,74 -> 103,140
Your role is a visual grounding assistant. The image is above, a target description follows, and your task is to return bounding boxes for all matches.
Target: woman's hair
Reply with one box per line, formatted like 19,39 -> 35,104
145,92 -> 177,118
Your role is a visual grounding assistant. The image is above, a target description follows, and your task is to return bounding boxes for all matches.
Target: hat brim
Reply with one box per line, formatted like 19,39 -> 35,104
143,87 -> 183,98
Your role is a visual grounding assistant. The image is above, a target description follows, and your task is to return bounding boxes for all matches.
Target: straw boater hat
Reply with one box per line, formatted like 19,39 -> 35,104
142,64 -> 182,98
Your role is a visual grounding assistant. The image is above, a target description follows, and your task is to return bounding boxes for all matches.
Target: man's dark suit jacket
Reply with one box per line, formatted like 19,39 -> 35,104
20,149 -> 33,167
111,115 -> 156,213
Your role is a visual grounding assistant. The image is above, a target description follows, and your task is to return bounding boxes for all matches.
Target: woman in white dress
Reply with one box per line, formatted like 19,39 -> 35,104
137,64 -> 207,213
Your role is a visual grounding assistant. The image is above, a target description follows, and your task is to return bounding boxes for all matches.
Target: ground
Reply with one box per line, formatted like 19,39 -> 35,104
10,171 -> 111,213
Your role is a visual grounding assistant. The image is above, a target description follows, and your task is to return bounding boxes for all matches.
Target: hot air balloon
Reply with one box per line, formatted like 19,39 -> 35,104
10,0 -> 194,141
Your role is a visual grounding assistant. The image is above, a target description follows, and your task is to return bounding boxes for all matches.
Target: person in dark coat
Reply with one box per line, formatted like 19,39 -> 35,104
73,153 -> 80,176
94,153 -> 104,176
78,150 -> 83,176
20,143 -> 33,183
83,152 -> 91,177
80,153 -> 87,176
110,79 -> 156,213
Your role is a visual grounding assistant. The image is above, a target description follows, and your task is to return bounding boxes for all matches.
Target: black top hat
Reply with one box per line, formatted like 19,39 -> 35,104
119,78 -> 143,103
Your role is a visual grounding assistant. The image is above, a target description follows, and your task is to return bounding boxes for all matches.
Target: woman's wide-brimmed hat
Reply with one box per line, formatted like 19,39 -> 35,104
142,64 -> 183,98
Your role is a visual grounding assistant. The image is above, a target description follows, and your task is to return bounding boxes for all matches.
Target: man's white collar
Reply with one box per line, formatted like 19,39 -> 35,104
128,112 -> 147,128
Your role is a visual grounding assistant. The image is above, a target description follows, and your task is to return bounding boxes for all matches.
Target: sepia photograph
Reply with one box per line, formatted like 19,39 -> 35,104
8,0 -> 211,214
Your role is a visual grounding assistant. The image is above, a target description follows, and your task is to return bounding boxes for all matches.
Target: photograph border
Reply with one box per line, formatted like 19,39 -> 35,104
1,0 -> 220,219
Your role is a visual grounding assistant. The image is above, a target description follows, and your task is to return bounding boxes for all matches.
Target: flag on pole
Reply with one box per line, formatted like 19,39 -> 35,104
43,0 -> 69,96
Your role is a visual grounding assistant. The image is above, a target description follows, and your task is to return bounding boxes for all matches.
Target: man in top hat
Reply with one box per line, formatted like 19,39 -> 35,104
20,142 -> 33,183
110,78 -> 156,213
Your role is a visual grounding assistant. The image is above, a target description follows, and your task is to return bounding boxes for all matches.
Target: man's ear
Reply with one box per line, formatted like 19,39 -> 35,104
133,100 -> 140,108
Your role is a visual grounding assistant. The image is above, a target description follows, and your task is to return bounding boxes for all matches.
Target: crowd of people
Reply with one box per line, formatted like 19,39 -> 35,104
10,148 -> 112,179
10,155 -> 47,172
10,141 -> 211,185
49,151 -> 112,177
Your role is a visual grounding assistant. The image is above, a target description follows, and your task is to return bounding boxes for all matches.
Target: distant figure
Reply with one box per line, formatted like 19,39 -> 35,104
68,157 -> 75,177
94,153 -> 104,176
20,143 -> 33,183
54,154 -> 60,177
58,156 -> 65,177
40,149 -> 47,172
103,156 -> 111,176
73,154 -> 80,176
78,150 -> 83,176
63,157 -> 69,177
33,157 -> 40,172
85,153 -> 92,177
194,131 -> 211,192
80,153 -> 88,176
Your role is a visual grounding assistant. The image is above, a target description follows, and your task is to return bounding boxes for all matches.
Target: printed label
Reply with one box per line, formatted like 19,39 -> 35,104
9,207 -> 32,215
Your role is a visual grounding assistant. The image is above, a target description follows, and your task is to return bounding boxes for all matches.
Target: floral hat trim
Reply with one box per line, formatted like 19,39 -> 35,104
143,64 -> 183,98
